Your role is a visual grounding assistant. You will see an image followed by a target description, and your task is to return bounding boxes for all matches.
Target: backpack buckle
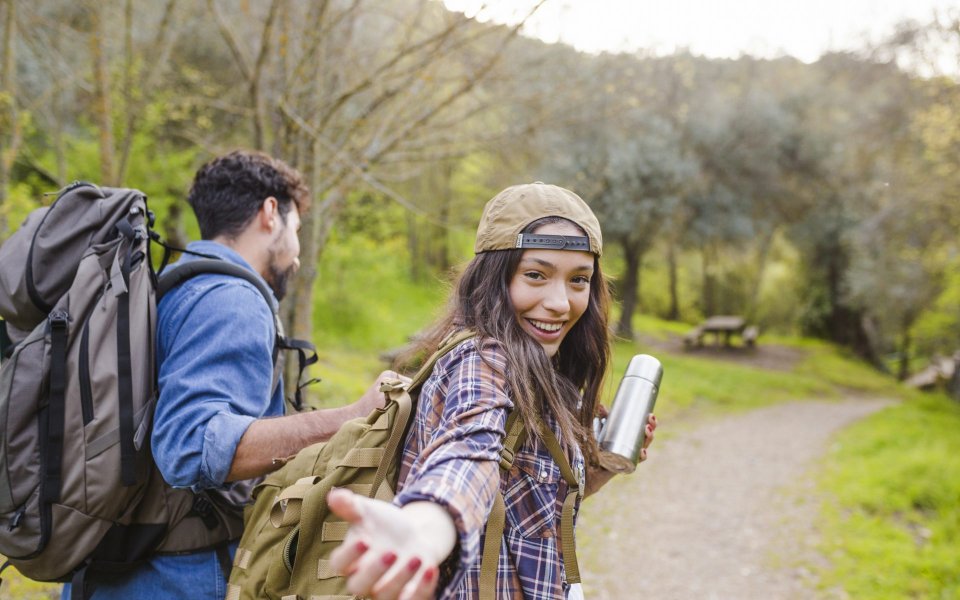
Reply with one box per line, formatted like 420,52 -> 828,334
378,378 -> 406,394
192,495 -> 220,530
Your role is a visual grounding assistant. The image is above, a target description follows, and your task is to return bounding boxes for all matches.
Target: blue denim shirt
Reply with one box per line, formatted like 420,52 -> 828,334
153,240 -> 285,489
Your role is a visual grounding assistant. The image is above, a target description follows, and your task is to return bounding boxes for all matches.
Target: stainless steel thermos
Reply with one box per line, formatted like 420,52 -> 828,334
596,354 -> 663,465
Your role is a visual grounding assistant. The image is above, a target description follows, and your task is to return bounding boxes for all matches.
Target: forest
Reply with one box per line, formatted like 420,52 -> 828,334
2,0 -> 959,384
3,2 -> 960,598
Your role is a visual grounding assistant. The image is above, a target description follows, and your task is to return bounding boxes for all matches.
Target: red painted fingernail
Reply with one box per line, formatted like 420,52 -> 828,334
407,557 -> 422,572
382,552 -> 397,566
355,541 -> 369,553
423,567 -> 436,583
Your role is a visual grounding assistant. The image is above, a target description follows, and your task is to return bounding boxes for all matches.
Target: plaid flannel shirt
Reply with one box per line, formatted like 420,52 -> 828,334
394,337 -> 585,600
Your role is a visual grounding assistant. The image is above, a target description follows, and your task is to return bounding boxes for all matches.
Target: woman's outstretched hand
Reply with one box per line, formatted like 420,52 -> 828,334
327,488 -> 456,600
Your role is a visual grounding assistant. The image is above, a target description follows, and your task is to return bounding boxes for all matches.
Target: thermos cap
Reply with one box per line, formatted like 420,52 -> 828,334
624,354 -> 663,388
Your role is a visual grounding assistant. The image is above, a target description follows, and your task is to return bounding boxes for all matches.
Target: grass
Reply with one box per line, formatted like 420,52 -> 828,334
817,391 -> 960,598
0,570 -> 59,599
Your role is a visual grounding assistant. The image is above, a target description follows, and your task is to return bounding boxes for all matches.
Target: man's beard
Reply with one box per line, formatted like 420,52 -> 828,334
265,253 -> 297,301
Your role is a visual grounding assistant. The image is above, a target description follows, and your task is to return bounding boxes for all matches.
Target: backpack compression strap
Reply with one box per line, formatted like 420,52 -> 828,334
157,259 -> 318,410
478,411 -> 526,600
539,423 -> 583,585
478,416 -> 583,598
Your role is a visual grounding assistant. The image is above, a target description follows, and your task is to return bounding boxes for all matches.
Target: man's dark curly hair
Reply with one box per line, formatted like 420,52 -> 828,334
187,150 -> 310,240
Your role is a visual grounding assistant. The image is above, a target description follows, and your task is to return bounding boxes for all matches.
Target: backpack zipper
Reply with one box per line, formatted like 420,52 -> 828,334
78,317 -> 94,425
282,526 -> 300,572
8,505 -> 25,531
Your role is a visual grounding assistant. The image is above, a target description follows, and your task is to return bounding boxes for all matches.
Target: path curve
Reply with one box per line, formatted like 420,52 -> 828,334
578,398 -> 894,600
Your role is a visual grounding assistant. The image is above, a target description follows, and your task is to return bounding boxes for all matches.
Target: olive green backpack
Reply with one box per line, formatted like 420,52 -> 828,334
226,331 -> 582,600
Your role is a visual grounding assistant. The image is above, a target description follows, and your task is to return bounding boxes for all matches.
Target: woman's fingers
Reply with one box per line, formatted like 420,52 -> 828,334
399,565 -> 440,600
329,537 -> 370,575
371,556 -> 427,600
344,549 -> 400,598
643,424 -> 655,449
642,414 -> 658,450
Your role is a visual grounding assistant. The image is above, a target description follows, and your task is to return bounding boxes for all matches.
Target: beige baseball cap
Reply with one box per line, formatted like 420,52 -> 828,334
473,182 -> 602,256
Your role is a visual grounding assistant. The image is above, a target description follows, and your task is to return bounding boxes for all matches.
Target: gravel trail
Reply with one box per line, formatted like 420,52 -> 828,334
578,398 -> 895,600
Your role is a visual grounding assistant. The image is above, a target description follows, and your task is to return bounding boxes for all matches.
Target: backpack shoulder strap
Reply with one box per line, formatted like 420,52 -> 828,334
479,415 -> 583,596
157,258 -> 273,305
407,329 -> 477,389
157,259 -> 317,410
479,411 -> 526,600
539,424 -> 582,585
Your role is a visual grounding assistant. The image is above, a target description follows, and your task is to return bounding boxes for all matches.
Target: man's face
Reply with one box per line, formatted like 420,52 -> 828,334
265,205 -> 301,300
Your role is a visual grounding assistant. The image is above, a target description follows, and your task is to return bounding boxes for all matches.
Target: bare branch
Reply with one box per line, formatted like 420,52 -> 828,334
249,0 -> 282,148
142,0 -> 180,90
206,0 -> 251,81
314,7 -> 472,132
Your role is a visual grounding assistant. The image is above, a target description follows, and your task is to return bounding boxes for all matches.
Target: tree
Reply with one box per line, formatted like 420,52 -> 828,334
592,117 -> 695,339
0,0 -> 20,238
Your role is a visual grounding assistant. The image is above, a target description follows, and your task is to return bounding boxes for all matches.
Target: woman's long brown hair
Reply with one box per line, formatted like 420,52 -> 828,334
399,217 -> 611,458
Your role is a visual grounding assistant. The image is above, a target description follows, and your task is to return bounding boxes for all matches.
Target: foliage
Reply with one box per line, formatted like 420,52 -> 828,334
818,393 -> 960,598
310,234 -> 447,353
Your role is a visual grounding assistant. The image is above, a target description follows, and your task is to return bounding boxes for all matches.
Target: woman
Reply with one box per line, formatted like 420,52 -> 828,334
328,182 -> 657,600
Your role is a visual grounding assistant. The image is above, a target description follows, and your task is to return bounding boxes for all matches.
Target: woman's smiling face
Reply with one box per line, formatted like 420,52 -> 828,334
508,221 -> 594,358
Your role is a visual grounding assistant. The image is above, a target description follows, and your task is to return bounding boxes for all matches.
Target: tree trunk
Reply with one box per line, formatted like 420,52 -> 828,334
897,324 -> 911,381
0,0 -> 17,239
278,140 -> 317,400
701,244 -> 716,317
407,211 -> 421,282
666,240 -> 680,321
948,352 -> 960,402
748,227 -> 776,318
51,28 -> 66,185
163,201 -> 189,250
91,4 -> 115,185
436,166 -> 452,274
616,239 -> 642,340
287,181 -> 346,389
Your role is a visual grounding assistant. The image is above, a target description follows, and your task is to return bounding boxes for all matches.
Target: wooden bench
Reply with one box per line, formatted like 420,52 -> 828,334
682,325 -> 705,348
742,325 -> 759,347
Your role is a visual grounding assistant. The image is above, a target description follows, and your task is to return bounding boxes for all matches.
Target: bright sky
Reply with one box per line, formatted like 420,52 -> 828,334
443,0 -> 959,63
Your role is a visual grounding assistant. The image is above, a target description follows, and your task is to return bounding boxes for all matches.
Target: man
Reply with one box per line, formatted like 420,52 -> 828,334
66,150 -> 388,598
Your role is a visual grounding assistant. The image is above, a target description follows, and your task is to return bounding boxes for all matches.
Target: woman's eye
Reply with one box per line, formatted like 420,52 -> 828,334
524,271 -> 545,281
572,275 -> 591,285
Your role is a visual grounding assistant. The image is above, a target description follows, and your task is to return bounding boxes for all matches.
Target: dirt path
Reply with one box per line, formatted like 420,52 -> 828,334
578,397 -> 895,600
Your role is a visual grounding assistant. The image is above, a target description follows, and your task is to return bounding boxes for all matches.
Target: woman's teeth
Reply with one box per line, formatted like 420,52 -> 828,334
529,320 -> 562,332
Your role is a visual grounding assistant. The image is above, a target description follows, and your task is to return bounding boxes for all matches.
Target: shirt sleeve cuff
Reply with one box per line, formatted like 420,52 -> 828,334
199,411 -> 257,487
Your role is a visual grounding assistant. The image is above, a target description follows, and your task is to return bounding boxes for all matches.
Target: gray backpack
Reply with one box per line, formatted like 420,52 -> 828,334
0,182 -> 315,597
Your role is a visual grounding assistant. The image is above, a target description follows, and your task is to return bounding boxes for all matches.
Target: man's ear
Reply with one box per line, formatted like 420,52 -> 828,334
258,196 -> 280,232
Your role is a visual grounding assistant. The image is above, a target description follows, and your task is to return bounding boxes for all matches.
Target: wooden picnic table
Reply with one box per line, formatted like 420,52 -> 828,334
701,315 -> 745,346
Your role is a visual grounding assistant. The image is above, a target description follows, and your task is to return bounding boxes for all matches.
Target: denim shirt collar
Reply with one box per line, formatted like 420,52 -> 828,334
179,240 -> 278,308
